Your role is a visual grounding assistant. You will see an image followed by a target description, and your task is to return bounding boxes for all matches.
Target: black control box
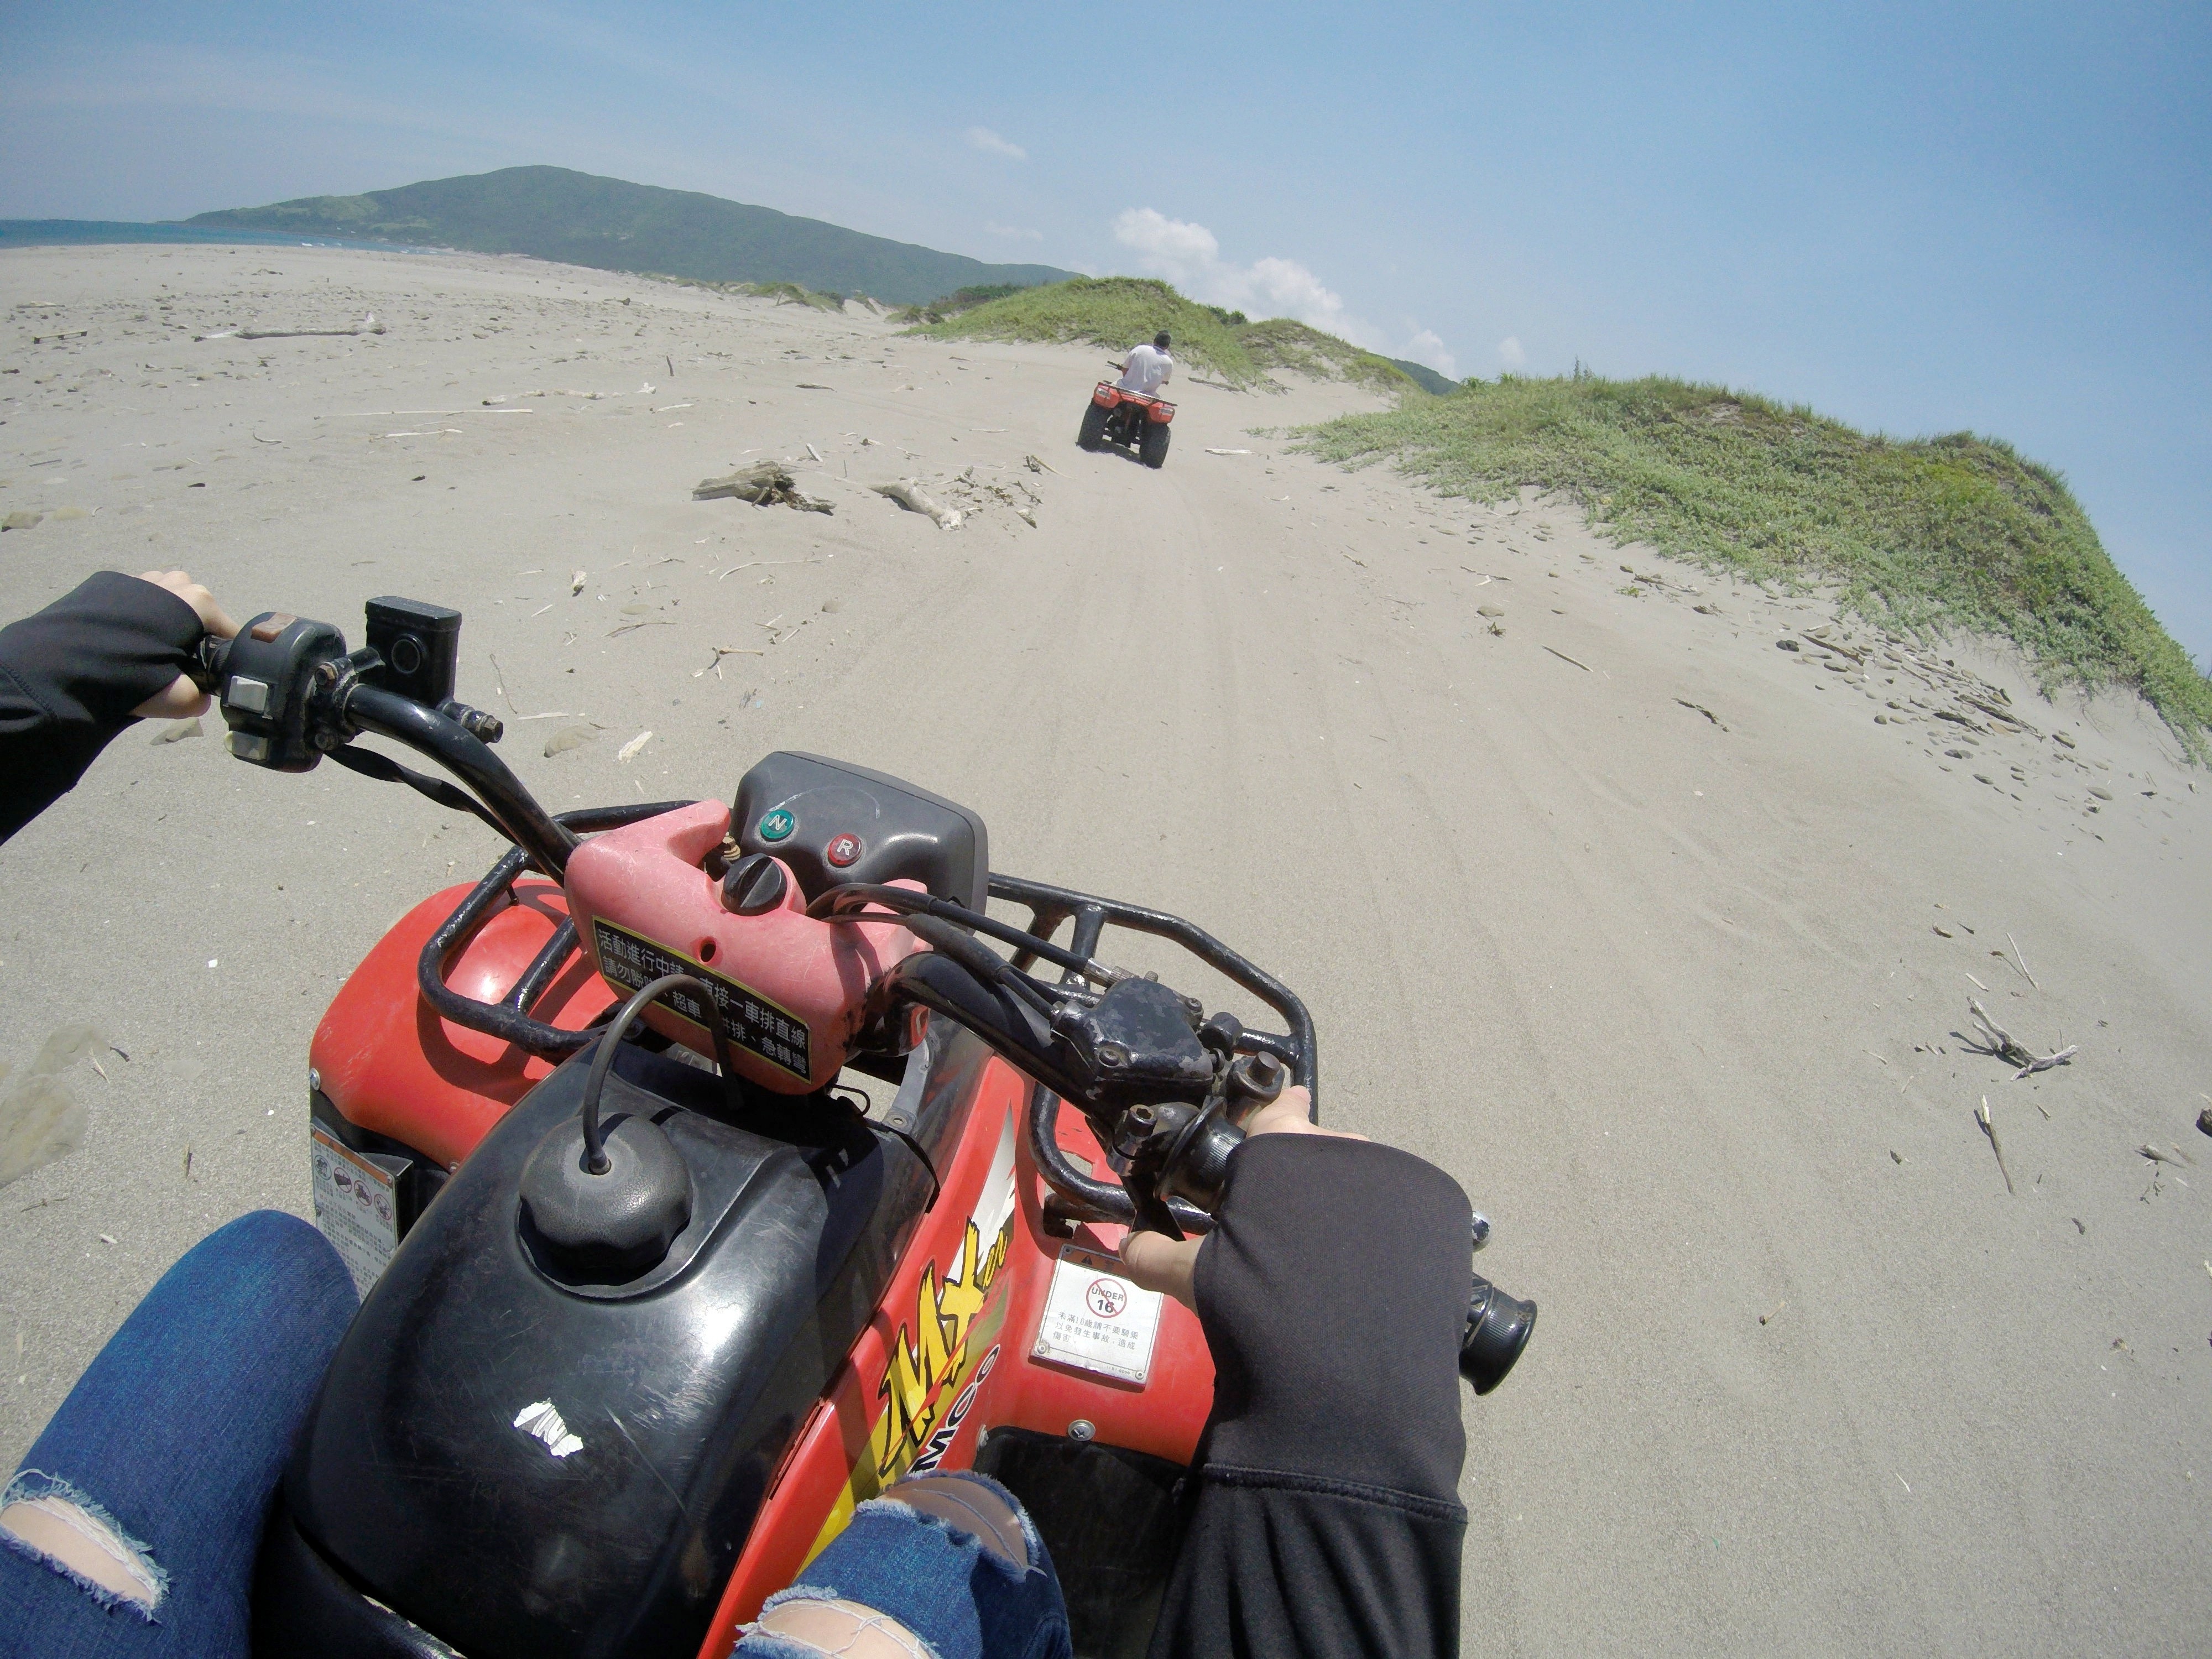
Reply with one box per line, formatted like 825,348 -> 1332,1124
731,752 -> 989,909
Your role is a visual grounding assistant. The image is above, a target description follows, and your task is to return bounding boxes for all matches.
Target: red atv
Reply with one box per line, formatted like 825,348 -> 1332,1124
196,596 -> 1532,1657
1078,373 -> 1175,469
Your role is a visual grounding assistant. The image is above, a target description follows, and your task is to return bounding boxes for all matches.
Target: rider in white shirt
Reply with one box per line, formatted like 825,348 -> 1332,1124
1118,332 -> 1174,395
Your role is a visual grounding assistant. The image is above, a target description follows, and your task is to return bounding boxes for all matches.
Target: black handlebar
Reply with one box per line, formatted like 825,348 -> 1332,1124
342,685 -> 578,878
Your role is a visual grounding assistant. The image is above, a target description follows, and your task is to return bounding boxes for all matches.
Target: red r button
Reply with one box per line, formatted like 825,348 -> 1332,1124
825,832 -> 863,868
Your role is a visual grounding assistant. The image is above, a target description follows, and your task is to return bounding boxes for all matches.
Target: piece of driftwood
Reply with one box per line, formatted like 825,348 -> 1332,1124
693,463 -> 832,513
1976,1098 -> 2014,1195
1964,999 -> 2078,1079
214,320 -> 387,341
874,479 -> 962,529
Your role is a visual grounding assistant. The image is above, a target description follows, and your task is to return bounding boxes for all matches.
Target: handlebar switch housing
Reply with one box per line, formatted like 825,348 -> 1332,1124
212,613 -> 351,772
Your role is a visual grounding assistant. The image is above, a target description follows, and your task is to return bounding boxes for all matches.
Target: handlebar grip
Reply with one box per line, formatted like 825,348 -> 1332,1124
1459,1274 -> 1536,1394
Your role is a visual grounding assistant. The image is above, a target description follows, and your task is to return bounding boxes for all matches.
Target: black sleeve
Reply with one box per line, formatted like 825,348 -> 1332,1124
0,571 -> 206,843
1148,1136 -> 1473,1659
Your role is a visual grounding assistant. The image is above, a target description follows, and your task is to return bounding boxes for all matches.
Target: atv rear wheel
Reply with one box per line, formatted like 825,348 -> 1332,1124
1078,401 -> 1110,451
1140,418 -> 1171,469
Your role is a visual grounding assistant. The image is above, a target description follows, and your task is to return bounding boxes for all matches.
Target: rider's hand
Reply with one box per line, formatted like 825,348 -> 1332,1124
1133,1106 -> 1476,1654
1124,1089 -> 1474,1514
128,571 -> 237,719
1119,1086 -> 1361,1310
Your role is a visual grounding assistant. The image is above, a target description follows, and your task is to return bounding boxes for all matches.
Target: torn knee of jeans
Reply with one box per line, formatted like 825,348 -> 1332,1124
884,1470 -> 1040,1574
743,1590 -> 941,1658
854,1493 -> 1030,1587
758,1580 -> 846,1615
0,1469 -> 167,1619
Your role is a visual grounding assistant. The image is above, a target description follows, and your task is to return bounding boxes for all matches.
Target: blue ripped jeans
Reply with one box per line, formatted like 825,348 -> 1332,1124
737,1472 -> 1072,1659
0,1211 -> 358,1657
2,1213 -> 1071,1659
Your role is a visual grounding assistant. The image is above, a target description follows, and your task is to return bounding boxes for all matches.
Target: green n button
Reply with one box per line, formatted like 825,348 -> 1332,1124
758,808 -> 796,842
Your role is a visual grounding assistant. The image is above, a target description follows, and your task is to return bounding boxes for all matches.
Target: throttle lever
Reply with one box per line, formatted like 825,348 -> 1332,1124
190,632 -> 228,693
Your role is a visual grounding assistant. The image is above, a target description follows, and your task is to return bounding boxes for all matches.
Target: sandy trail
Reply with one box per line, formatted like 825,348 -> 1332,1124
3,244 -> 2208,1654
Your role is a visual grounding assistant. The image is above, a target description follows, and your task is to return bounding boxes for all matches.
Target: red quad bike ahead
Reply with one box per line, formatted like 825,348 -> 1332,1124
194,595 -> 1534,1659
1078,374 -> 1175,469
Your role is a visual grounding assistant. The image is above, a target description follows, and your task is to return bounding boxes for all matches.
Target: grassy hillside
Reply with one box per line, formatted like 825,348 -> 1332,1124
185,166 -> 1074,305
1386,357 -> 1460,396
913,277 -> 1414,393
1300,374 -> 2212,756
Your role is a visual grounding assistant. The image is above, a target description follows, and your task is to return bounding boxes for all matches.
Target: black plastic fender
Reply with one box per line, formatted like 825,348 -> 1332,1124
265,1030 -> 989,1658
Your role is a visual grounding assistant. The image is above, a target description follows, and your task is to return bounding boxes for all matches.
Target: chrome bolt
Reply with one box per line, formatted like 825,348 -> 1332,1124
1067,1419 -> 1095,1443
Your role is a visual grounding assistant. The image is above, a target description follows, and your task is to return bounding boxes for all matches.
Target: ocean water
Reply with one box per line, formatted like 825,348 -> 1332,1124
0,220 -> 438,254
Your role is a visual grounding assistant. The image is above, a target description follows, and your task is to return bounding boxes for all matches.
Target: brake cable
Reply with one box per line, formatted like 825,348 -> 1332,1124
810,884 -> 1114,987
820,902 -> 1062,1020
327,743 -> 515,843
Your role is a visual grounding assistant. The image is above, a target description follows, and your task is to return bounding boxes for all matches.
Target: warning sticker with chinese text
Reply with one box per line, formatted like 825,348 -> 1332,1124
1034,1245 -> 1163,1385
309,1126 -> 402,1295
589,917 -> 813,1081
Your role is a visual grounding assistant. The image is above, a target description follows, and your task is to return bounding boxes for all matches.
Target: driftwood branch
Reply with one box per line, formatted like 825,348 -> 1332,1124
874,479 -> 962,529
1964,999 -> 2078,1079
1976,1097 -> 2014,1195
693,462 -> 831,513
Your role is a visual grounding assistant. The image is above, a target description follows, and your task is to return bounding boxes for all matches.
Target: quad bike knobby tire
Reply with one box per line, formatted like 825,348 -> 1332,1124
1140,417 -> 1171,469
1078,401 -> 1110,451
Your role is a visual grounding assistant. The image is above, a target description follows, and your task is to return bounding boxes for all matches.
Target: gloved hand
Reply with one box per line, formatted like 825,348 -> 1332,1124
1120,1087 -> 1472,1499
127,570 -> 238,718
0,568 -> 239,842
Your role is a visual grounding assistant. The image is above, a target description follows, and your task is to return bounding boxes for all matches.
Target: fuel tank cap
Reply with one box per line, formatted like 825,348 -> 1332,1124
519,1091 -> 693,1284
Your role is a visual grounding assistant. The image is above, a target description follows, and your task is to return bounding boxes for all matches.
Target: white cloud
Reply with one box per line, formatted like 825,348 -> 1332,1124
966,126 -> 1025,160
985,222 -> 1043,241
1112,207 -> 1374,343
1498,336 -> 1527,370
1111,208 -> 1455,377
1403,328 -> 1457,380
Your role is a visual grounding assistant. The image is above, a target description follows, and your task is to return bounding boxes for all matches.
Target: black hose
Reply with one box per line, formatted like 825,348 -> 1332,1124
579,973 -> 739,1172
812,883 -> 1103,980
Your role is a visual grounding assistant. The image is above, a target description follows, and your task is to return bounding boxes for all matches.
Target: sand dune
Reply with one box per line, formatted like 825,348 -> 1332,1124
3,243 -> 2208,1653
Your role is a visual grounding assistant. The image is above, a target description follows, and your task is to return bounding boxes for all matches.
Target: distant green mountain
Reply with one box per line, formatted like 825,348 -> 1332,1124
1385,357 -> 1460,395
185,166 -> 1074,305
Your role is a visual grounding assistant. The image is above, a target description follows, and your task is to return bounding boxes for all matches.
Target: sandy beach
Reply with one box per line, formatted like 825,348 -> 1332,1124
3,242 -> 2208,1654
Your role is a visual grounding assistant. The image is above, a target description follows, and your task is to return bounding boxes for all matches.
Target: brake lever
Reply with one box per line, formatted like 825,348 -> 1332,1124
1112,1103 -> 1187,1241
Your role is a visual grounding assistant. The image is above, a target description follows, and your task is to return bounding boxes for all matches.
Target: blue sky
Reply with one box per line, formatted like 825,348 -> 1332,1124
4,2 -> 2206,665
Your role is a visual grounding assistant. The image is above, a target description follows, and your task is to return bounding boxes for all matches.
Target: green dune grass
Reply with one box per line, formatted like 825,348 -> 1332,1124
913,277 -> 1412,393
1298,374 -> 2211,757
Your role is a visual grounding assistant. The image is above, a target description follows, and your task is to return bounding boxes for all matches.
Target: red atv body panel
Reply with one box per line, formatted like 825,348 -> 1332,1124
310,878 -> 612,1170
1092,380 -> 1176,423
307,826 -> 1217,1657
699,1084 -> 1213,1651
